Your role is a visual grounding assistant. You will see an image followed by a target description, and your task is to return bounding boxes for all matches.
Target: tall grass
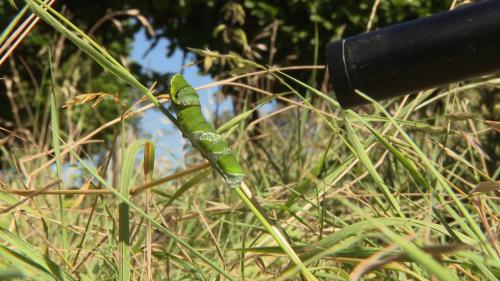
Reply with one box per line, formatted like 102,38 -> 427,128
0,0 -> 498,280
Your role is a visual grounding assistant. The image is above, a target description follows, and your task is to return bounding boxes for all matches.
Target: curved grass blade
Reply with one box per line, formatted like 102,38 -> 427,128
49,49 -> 68,262
0,245 -> 53,281
118,140 -> 149,281
343,111 -> 404,217
0,4 -> 29,47
0,227 -> 75,281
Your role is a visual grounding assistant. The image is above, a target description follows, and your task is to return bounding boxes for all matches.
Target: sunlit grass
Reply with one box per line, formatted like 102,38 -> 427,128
0,1 -> 498,280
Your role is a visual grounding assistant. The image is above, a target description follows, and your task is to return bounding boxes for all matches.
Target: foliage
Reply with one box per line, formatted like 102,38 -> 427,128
0,1 -> 143,160
136,0 -> 451,72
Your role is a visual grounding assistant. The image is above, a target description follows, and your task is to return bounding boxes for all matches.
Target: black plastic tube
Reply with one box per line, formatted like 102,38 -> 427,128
326,0 -> 500,108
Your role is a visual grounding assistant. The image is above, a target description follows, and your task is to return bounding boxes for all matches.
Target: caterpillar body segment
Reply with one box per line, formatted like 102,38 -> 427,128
169,74 -> 244,188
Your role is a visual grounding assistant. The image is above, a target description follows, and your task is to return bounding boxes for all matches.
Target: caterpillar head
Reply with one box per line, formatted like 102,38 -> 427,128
168,74 -> 190,103
168,74 -> 200,107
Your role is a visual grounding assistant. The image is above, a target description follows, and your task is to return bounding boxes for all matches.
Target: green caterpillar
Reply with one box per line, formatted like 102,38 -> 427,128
168,74 -> 244,188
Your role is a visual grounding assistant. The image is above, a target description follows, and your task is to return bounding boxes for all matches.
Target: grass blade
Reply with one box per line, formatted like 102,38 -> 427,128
143,141 -> 155,281
118,140 -> 147,281
0,227 -> 75,280
344,110 -> 403,217
48,50 -> 68,261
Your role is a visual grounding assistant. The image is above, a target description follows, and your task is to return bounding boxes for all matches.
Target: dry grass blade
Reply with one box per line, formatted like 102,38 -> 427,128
63,92 -> 121,108
196,65 -> 325,91
69,180 -> 96,209
21,96 -> 170,179
0,180 -> 59,213
350,242 -> 473,281
2,162 -> 211,197
143,141 -> 154,281
0,0 -> 55,66
130,162 -> 210,195
469,181 -> 500,195
484,120 -> 500,132
195,204 -> 226,273
350,241 -> 403,281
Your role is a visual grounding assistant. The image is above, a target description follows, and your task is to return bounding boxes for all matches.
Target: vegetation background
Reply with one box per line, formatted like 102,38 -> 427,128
0,0 -> 498,280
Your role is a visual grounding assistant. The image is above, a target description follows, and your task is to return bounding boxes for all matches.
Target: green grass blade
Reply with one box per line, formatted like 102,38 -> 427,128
277,236 -> 360,281
350,112 -> 433,192
48,50 -> 68,262
118,140 -> 147,281
0,4 -> 29,46
0,245 -> 52,281
164,170 -> 211,207
235,184 -> 318,281
276,70 -> 340,108
285,135 -> 334,208
0,227 -> 75,281
344,110 -> 403,217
